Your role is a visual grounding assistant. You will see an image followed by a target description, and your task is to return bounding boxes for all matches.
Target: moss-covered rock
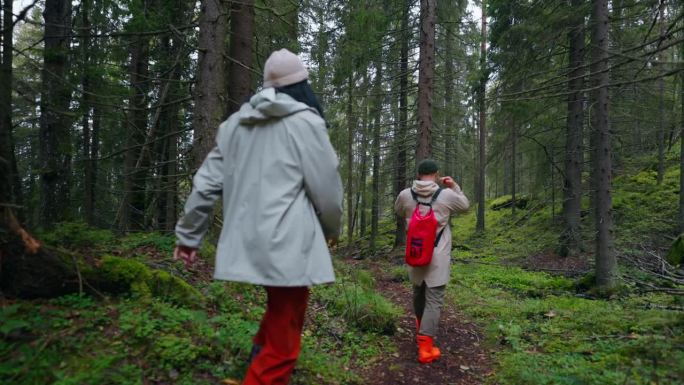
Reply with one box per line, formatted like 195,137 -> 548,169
98,255 -> 203,307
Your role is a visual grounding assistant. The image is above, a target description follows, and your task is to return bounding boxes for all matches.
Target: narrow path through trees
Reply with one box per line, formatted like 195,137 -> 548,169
349,258 -> 493,385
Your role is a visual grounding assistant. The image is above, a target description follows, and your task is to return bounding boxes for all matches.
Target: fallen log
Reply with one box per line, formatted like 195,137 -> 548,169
0,208 -> 202,306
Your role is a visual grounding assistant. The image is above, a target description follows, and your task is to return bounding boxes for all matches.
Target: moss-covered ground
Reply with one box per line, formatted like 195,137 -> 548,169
3,152 -> 684,384
446,154 -> 684,385
1,229 -> 398,384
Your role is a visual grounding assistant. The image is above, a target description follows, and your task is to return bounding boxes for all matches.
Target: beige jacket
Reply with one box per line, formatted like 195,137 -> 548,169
394,180 -> 470,287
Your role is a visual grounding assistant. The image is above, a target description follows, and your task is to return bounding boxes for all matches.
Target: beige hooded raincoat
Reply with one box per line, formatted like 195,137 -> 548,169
394,181 -> 470,287
176,88 -> 343,287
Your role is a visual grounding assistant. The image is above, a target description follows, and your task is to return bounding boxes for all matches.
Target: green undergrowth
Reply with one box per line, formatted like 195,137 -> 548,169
447,152 -> 684,384
451,197 -> 561,261
2,226 -> 396,384
452,151 -> 681,262
449,263 -> 683,385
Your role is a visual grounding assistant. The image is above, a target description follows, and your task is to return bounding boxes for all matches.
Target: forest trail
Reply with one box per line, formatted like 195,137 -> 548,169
346,256 -> 494,385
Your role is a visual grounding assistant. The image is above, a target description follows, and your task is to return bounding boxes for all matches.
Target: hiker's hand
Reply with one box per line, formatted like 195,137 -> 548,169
174,245 -> 198,269
441,176 -> 458,189
327,238 -> 338,248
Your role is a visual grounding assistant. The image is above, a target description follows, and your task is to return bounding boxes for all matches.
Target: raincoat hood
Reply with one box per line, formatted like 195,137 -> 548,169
412,180 -> 440,197
238,87 -> 315,124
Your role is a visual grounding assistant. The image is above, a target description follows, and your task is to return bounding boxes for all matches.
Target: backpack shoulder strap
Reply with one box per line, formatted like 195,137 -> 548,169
411,187 -> 443,206
430,188 -> 443,204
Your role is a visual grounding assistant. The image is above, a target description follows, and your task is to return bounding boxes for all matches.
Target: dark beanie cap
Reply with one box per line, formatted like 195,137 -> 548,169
417,159 -> 439,175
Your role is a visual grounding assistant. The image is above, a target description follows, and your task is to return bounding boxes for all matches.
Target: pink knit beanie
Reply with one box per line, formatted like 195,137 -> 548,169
263,49 -> 309,88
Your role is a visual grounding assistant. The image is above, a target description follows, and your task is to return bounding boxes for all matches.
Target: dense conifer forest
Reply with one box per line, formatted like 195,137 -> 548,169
0,0 -> 683,384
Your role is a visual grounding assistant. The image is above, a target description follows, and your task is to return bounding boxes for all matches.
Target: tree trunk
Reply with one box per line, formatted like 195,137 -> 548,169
347,74 -> 355,243
393,0 -> 410,248
443,22 -> 454,178
156,32 -> 183,231
590,0 -> 616,289
560,0 -> 585,257
81,0 -> 95,226
39,0 -> 72,229
192,0 -> 227,170
476,0 -> 487,232
121,35 -> 150,232
0,0 -> 15,207
511,122 -> 517,216
0,0 -> 20,214
656,0 -> 666,185
370,62 -> 382,254
357,85 -> 369,238
416,0 -> 435,162
679,25 -> 684,233
503,144 -> 511,195
90,104 -> 101,225
227,0 -> 254,116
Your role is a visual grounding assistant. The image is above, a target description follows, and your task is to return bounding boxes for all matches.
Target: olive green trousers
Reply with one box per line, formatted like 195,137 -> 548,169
413,282 -> 446,337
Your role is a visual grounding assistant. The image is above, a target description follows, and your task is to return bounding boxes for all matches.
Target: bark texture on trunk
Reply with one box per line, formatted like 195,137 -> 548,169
81,0 -> 95,225
39,0 -> 72,229
590,0 -> 616,289
346,75 -> 355,243
370,62 -> 382,254
560,0 -> 585,257
476,0 -> 487,232
443,22 -> 454,179
393,0 -> 410,248
656,0 -> 666,185
227,0 -> 254,116
354,98 -> 370,238
121,36 -> 150,231
511,122 -> 517,216
0,0 -> 15,206
416,0 -> 435,162
680,30 -> 684,233
192,0 -> 227,170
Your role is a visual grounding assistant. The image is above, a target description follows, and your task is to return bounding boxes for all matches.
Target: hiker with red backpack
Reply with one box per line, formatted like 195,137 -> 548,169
394,159 -> 470,364
174,49 -> 343,385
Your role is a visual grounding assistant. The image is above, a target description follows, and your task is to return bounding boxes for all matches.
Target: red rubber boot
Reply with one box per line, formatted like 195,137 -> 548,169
417,335 -> 441,364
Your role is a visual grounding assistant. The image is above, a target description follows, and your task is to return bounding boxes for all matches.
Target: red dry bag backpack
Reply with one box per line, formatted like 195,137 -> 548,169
405,188 -> 445,267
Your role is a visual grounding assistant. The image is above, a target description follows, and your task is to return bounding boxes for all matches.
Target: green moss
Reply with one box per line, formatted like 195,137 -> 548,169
449,263 -> 684,385
150,270 -> 204,306
99,256 -> 203,306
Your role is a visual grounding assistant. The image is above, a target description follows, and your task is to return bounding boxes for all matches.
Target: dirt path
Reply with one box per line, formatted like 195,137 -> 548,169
349,258 -> 494,385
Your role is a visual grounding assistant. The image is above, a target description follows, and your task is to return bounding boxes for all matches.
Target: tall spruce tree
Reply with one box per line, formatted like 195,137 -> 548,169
590,0 -> 616,288
39,0 -> 72,229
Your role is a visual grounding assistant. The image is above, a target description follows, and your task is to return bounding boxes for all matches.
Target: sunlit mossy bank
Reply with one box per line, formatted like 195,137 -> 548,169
447,155 -> 684,385
1,229 -> 398,384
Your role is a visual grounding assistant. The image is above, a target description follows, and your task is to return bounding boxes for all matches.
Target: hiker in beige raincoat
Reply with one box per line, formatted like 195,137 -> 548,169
394,159 -> 469,363
174,49 -> 343,385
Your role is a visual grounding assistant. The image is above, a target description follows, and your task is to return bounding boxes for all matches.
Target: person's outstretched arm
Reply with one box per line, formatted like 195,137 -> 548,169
290,113 -> 343,240
175,144 -> 224,248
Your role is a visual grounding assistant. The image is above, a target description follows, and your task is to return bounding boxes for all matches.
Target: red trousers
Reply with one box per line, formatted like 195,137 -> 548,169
243,286 -> 310,385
